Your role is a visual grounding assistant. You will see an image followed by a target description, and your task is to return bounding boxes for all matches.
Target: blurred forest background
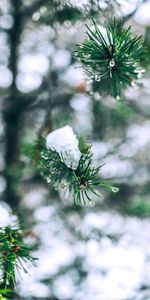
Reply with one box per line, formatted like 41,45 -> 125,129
0,0 -> 150,299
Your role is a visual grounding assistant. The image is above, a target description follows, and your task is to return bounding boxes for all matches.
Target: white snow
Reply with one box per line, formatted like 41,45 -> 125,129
52,49 -> 71,69
0,203 -> 18,228
0,204 -> 11,227
46,125 -> 81,170
19,54 -> 49,75
135,0 -> 150,25
0,66 -> 13,88
91,25 -> 113,46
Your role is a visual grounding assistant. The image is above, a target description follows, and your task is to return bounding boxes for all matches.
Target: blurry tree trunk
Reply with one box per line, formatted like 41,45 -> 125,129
3,0 -> 22,209
2,0 -> 54,209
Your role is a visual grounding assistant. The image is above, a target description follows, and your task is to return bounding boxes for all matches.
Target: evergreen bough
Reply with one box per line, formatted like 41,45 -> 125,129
0,226 -> 35,289
75,19 -> 145,99
31,136 -> 119,206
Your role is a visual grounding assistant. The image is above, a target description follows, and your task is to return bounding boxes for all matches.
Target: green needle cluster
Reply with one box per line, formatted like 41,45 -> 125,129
32,137 -> 119,206
75,19 -> 145,98
0,227 -> 35,289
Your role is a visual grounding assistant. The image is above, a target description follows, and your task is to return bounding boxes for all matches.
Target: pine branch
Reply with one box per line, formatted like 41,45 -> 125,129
26,133 -> 119,206
75,18 -> 146,99
0,226 -> 36,290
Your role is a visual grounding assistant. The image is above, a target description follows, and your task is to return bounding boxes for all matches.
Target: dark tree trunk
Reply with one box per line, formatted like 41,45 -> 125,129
3,0 -> 22,209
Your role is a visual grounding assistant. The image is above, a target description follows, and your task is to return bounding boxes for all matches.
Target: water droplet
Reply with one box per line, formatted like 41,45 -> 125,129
116,95 -> 121,101
109,58 -> 115,67
74,51 -> 79,56
84,53 -> 91,59
41,151 -> 48,159
131,80 -> 136,86
111,186 -> 119,193
134,67 -> 145,74
89,200 -> 95,206
136,69 -> 145,79
137,73 -> 142,79
89,75 -> 94,80
89,91 -> 94,96
125,62 -> 131,66
95,75 -> 101,81
46,177 -> 51,183
62,184 -> 66,188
